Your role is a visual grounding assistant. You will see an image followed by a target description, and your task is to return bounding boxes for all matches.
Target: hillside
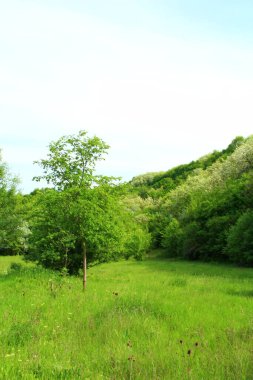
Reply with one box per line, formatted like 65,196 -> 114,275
0,132 -> 253,272
129,136 -> 245,198
126,135 -> 253,265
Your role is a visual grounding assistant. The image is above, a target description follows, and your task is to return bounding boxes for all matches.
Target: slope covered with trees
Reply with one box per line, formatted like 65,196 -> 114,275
130,136 -> 245,198
128,135 -> 253,265
0,133 -> 252,270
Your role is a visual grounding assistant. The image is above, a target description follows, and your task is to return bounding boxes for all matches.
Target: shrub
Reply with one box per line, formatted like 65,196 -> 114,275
9,262 -> 23,272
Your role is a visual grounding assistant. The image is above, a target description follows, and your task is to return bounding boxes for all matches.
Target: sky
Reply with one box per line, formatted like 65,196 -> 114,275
1,0 -> 253,193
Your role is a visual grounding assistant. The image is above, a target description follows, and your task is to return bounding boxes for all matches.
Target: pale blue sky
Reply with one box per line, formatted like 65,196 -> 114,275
1,0 -> 253,192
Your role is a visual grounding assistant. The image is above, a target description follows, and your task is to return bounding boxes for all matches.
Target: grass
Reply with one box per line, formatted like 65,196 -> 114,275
0,255 -> 29,274
1,256 -> 253,379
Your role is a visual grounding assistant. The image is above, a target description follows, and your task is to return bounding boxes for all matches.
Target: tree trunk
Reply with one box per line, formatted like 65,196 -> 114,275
82,240 -> 87,290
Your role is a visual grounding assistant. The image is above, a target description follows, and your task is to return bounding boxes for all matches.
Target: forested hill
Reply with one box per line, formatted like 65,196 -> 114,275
127,135 -> 253,265
0,132 -> 253,271
129,136 -> 245,198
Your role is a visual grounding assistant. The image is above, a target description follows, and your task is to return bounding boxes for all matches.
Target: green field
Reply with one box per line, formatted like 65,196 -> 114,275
0,256 -> 27,274
1,256 -> 253,379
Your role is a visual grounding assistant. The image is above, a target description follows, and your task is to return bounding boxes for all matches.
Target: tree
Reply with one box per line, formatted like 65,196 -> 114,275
31,130 -> 113,289
0,151 -> 25,255
33,130 -> 110,190
161,218 -> 183,256
145,135 -> 253,263
226,210 -> 253,265
28,186 -> 126,273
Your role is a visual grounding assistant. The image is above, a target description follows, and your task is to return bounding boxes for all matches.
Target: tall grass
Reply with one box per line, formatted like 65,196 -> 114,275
1,257 -> 253,379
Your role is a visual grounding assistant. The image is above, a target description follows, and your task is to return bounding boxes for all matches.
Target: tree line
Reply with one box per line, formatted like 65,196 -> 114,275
0,131 -> 151,287
130,135 -> 253,265
0,131 -> 252,279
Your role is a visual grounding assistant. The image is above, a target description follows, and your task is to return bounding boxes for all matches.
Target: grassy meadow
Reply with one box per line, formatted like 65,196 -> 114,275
0,255 -> 28,274
1,256 -> 253,379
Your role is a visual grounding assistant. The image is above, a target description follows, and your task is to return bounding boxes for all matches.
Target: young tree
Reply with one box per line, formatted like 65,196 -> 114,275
28,187 -> 125,274
33,130 -> 110,190
32,130 -> 114,289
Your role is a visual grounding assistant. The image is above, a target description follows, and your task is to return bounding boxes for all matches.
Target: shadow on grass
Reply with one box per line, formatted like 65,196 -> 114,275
139,256 -> 253,280
226,289 -> 253,298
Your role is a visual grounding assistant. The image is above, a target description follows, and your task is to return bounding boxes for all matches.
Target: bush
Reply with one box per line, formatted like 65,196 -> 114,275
9,262 -> 23,272
124,229 -> 151,261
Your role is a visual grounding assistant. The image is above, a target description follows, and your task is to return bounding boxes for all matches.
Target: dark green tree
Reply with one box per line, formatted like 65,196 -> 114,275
226,210 -> 253,265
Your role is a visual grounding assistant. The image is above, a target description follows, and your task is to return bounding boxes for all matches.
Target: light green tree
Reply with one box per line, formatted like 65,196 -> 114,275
33,130 -> 110,190
31,130 -> 117,289
0,151 -> 25,255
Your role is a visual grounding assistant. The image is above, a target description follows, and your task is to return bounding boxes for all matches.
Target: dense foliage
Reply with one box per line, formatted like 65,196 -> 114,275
28,186 -> 150,273
130,136 -> 245,198
129,136 -> 253,265
26,131 -> 151,276
0,152 -> 26,255
0,133 -> 252,268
